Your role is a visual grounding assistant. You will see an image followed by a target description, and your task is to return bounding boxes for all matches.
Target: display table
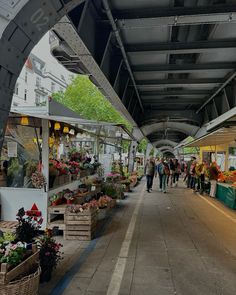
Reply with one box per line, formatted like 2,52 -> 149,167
216,183 -> 236,210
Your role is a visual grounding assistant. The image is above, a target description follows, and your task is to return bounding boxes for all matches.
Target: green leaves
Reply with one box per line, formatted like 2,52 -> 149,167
52,75 -> 130,128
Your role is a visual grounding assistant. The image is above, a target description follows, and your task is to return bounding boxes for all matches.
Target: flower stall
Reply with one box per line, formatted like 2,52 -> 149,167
0,100 -> 134,234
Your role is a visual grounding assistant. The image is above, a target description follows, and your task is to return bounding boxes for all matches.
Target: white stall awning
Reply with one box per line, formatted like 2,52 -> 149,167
185,126 -> 236,147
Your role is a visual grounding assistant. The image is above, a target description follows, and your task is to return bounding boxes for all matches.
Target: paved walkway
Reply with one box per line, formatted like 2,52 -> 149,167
39,179 -> 236,295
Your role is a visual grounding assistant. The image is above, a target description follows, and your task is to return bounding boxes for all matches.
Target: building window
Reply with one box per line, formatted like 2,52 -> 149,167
51,82 -> 55,92
25,71 -> 28,83
35,93 -> 40,105
36,76 -> 41,87
14,83 -> 19,95
24,89 -> 27,101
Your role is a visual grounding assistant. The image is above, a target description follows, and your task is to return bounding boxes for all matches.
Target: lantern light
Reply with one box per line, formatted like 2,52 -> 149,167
54,122 -> 61,130
63,126 -> 69,133
69,128 -> 75,135
21,116 -> 29,126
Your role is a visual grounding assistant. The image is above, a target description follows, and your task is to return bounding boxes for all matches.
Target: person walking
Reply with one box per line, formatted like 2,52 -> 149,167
190,159 -> 197,190
209,162 -> 220,197
168,158 -> 175,187
144,157 -> 155,193
156,158 -> 170,193
186,156 -> 195,188
173,159 -> 181,187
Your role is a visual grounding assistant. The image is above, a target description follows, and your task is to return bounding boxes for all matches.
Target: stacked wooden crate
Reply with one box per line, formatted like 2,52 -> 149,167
65,208 -> 97,240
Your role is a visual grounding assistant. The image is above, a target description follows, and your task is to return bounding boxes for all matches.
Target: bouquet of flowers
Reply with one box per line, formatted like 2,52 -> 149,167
69,161 -> 80,175
31,171 -> 46,189
98,195 -> 112,208
106,173 -> 121,183
15,208 -> 43,244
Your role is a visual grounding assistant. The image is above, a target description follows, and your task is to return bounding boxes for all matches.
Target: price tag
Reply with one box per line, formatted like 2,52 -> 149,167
91,185 -> 96,191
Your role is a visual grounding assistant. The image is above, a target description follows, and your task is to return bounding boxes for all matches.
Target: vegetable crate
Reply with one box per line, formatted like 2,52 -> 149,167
0,245 -> 39,285
65,208 -> 97,240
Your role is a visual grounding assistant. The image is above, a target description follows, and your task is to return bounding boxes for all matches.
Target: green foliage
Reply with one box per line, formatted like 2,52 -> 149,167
0,246 -> 26,267
0,232 -> 16,243
52,75 -> 131,129
137,138 -> 147,153
149,148 -> 155,156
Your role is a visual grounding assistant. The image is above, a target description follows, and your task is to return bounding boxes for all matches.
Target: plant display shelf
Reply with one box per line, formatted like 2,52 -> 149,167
65,208 -> 97,241
47,188 -> 101,238
0,244 -> 39,285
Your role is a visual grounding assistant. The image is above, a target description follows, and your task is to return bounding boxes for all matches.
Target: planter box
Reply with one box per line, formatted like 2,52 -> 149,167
65,208 -> 97,240
79,170 -> 88,179
108,199 -> 116,209
0,245 -> 39,285
1,266 -> 40,295
97,208 -> 108,220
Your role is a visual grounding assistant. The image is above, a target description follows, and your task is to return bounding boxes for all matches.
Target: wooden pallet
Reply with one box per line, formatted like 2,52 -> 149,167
65,209 -> 97,240
0,221 -> 17,232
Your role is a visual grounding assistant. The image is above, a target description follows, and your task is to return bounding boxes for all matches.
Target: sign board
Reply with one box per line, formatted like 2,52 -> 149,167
7,142 -> 17,157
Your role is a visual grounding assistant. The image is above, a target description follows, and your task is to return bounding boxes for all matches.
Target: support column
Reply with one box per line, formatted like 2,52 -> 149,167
128,141 -> 138,173
42,119 -> 49,192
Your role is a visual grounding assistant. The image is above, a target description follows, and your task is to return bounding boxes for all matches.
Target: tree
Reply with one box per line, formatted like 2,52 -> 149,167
52,75 -> 132,151
137,138 -> 147,153
53,75 -> 131,128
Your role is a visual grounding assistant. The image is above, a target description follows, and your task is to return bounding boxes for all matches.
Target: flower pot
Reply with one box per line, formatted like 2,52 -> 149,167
49,176 -> 56,189
40,268 -> 52,283
67,199 -> 74,205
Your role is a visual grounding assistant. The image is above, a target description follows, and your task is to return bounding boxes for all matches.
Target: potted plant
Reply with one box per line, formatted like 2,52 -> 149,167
50,194 -> 61,206
49,161 -> 58,188
37,229 -> 62,283
15,208 -> 42,244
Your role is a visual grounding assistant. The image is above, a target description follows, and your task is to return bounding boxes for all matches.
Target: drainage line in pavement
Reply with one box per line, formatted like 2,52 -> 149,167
49,206 -> 120,295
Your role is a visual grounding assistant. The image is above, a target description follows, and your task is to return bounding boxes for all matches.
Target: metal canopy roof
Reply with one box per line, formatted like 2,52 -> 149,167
49,0 -> 236,149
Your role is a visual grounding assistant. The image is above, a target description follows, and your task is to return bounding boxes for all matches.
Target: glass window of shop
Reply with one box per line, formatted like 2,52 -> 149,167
0,116 -> 41,188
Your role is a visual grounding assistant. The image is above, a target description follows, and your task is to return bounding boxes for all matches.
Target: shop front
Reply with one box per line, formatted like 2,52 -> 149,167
186,125 -> 236,210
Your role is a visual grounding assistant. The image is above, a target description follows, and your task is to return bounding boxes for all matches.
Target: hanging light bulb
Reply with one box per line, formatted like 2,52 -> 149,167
21,116 -> 29,126
54,122 -> 61,130
69,128 -> 75,135
63,126 -> 69,133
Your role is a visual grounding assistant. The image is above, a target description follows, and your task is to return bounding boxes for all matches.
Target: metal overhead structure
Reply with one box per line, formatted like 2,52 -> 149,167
1,1 -> 236,153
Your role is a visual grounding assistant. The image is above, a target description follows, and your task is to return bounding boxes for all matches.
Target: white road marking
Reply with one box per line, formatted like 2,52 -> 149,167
198,194 -> 236,224
106,185 -> 145,295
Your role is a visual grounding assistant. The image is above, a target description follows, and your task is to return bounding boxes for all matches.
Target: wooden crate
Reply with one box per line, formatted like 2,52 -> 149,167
108,199 -> 116,209
0,221 -> 17,232
65,208 -> 97,240
0,245 -> 39,284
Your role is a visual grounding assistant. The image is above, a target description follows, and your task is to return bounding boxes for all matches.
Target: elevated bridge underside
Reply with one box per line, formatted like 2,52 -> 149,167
1,0 -> 236,154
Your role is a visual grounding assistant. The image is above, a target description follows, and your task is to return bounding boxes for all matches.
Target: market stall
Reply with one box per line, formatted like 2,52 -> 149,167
0,100 -> 133,230
186,125 -> 236,209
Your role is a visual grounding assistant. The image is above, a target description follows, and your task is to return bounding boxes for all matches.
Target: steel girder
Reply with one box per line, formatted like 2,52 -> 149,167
152,140 -> 178,148
0,0 -> 85,151
141,122 -> 199,137
127,40 -> 236,55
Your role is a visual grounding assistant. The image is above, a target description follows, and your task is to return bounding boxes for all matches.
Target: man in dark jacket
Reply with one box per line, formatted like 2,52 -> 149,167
144,157 -> 155,193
